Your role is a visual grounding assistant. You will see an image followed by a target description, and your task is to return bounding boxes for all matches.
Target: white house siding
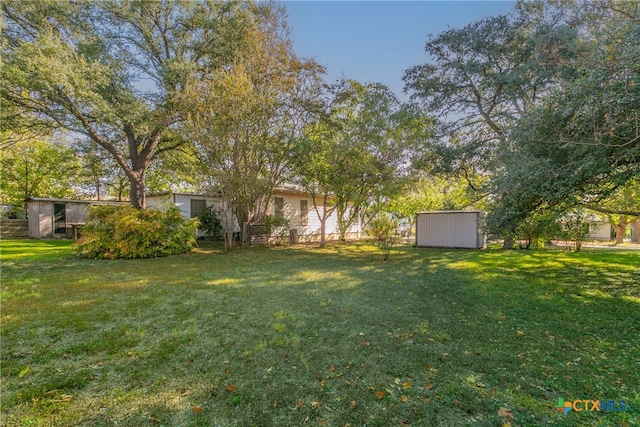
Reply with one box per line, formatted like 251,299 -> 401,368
147,191 -> 361,243
271,192 -> 360,243
416,211 -> 485,249
147,193 -> 236,233
589,222 -> 612,241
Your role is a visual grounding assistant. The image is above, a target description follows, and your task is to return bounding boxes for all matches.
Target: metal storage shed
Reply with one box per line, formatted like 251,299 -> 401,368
416,211 -> 485,249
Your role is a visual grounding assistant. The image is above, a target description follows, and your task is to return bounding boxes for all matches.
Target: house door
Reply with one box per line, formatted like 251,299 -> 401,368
53,203 -> 66,234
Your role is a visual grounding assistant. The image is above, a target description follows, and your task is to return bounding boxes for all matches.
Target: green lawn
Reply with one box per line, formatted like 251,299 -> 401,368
1,240 -> 638,426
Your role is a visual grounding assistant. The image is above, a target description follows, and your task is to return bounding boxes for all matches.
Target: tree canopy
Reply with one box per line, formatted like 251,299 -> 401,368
1,0 -> 257,209
405,0 -> 640,241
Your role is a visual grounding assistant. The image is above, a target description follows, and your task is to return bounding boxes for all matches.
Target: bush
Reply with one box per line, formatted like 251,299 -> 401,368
199,206 -> 222,239
76,205 -> 199,259
366,213 -> 398,261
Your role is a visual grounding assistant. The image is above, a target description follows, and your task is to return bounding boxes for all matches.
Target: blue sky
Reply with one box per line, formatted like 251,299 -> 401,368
282,1 -> 516,99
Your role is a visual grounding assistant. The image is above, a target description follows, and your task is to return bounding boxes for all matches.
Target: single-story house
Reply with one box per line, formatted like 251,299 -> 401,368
146,184 -> 362,244
27,197 -> 125,239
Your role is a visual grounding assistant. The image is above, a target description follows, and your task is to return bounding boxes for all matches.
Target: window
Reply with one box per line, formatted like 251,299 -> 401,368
274,197 -> 285,219
190,199 -> 207,219
300,200 -> 308,226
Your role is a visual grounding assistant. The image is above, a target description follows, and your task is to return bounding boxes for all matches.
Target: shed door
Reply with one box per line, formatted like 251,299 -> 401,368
53,203 -> 66,234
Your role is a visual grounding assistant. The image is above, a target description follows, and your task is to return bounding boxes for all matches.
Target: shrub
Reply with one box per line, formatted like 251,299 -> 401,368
366,213 -> 398,261
264,215 -> 290,246
76,205 -> 199,259
199,206 -> 222,239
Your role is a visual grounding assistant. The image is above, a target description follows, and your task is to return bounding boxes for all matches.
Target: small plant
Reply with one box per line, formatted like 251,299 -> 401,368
559,209 -> 596,252
264,215 -> 290,246
198,206 -> 222,239
366,213 -> 398,261
76,205 -> 199,259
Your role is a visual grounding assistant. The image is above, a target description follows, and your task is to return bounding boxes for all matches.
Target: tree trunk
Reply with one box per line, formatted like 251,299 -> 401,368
319,214 -> 326,248
502,236 -> 514,250
632,218 -> 640,243
128,172 -> 146,210
614,216 -> 627,244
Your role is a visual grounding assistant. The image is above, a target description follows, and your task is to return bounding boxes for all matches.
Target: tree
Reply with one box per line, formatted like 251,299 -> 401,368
403,6 -> 585,247
0,136 -> 79,211
295,80 -> 431,245
485,2 -> 640,238
1,0 -> 255,209
390,175 -> 487,235
185,3 -> 325,246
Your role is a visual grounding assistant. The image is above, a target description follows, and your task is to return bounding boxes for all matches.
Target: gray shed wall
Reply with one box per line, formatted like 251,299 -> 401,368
416,211 -> 484,249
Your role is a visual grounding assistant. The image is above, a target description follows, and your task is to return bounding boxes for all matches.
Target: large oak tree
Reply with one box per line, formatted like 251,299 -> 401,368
1,0 -> 255,209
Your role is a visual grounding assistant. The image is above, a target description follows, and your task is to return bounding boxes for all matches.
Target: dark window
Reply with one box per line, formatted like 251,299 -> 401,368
54,203 -> 66,234
300,200 -> 308,226
274,197 -> 285,219
190,199 -> 207,219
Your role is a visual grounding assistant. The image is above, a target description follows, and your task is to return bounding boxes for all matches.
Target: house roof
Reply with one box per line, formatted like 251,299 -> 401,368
26,197 -> 127,205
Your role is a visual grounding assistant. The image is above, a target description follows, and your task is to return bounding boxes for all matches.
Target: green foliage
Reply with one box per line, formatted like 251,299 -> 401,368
77,205 -> 198,259
264,214 -> 290,245
1,0 -> 259,209
366,213 -> 398,261
558,209 -> 596,252
514,210 -> 562,249
185,4 -> 324,240
0,137 -> 79,211
198,206 -> 222,238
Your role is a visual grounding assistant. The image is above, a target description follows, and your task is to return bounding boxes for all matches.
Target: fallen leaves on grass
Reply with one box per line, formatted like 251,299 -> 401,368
375,391 -> 386,399
193,406 -> 202,413
225,385 -> 235,392
498,407 -> 514,419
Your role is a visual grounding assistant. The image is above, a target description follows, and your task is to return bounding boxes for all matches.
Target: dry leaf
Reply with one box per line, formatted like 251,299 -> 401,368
376,391 -> 386,399
498,407 -> 514,419
296,400 -> 304,409
402,382 -> 411,389
503,423 -> 512,427
328,365 -> 335,372
194,406 -> 202,413
363,341 -> 370,347
226,385 -> 235,392
426,384 -> 433,390
423,397 -> 431,404
350,400 -> 357,408
516,330 -> 525,336
401,395 -> 409,402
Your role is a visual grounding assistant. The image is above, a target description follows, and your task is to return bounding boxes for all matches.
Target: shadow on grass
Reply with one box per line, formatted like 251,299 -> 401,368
1,243 -> 638,426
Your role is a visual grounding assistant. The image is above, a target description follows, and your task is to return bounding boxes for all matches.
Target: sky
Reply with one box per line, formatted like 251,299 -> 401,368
282,1 -> 516,99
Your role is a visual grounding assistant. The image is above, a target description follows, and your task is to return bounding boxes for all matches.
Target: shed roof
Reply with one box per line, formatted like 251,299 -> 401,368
417,210 -> 484,214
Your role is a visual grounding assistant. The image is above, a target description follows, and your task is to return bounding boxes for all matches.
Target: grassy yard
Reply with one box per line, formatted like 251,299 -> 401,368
1,240 -> 638,426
